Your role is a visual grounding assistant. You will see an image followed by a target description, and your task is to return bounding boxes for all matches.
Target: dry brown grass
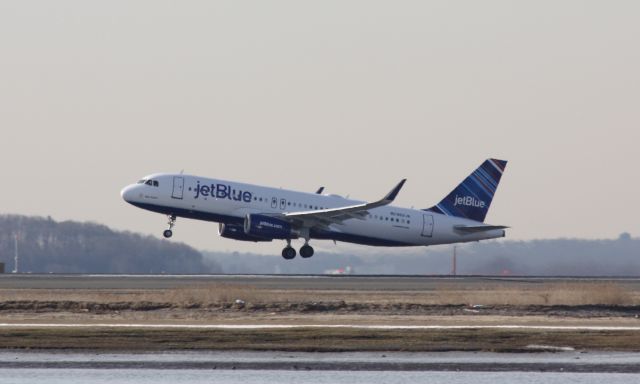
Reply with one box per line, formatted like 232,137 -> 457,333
430,282 -> 637,306
0,282 -> 637,307
139,284 -> 282,305
0,284 -> 272,305
3,327 -> 640,352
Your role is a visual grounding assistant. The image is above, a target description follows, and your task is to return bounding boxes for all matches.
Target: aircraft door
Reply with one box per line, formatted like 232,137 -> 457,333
421,214 -> 434,237
172,176 -> 184,199
280,198 -> 286,210
271,197 -> 278,209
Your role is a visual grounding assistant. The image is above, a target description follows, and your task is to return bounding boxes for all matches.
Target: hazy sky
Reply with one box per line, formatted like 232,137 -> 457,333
1,1 -> 638,253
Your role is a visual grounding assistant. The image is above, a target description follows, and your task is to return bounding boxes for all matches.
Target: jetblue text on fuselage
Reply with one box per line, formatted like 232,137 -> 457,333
453,195 -> 486,208
193,181 -> 253,203
259,220 -> 285,230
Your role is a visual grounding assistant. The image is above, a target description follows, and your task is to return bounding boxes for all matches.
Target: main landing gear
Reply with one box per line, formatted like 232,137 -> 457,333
281,239 -> 314,260
163,215 -> 176,238
282,239 -> 296,260
300,243 -> 314,258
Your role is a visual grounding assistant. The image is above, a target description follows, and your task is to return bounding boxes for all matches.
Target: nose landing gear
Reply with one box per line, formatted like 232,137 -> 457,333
163,215 -> 176,238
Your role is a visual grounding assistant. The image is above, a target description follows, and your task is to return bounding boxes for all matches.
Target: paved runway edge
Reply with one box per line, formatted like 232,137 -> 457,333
2,274 -> 640,290
1,361 -> 639,372
3,323 -> 640,331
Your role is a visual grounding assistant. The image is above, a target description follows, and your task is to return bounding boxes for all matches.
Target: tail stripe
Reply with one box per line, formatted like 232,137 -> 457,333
489,158 -> 506,173
425,158 -> 507,223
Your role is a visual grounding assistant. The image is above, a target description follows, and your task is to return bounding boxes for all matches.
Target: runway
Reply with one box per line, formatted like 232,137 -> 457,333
2,323 -> 640,331
1,274 -> 640,290
3,350 -> 640,373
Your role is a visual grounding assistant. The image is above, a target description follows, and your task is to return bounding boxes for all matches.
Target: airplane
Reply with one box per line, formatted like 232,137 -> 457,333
121,159 -> 508,259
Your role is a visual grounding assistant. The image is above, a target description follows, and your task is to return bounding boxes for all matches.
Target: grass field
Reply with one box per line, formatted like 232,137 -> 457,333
1,280 -> 640,352
0,281 -> 637,306
1,326 -> 640,352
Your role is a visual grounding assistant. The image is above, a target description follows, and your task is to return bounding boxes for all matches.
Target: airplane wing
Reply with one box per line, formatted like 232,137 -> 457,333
454,224 -> 509,233
283,179 -> 407,228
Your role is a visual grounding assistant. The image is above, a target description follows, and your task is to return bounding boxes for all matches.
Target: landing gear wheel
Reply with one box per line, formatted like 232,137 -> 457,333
282,246 -> 296,260
163,214 -> 176,239
300,244 -> 314,258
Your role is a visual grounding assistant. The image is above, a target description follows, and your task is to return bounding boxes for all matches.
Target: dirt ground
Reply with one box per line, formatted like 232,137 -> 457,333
1,280 -> 640,324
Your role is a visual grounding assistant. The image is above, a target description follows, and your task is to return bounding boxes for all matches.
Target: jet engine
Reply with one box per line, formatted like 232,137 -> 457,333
218,223 -> 271,242
244,214 -> 295,240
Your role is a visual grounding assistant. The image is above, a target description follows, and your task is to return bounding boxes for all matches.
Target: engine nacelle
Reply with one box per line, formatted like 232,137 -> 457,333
218,223 -> 271,242
244,214 -> 294,240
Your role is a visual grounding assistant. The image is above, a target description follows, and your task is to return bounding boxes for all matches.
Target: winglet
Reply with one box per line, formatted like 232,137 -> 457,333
383,179 -> 407,203
284,178 -> 408,222
315,187 -> 325,194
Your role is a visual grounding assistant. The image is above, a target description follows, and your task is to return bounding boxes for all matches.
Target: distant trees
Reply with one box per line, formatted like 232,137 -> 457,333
204,235 -> 640,276
456,237 -> 640,276
2,213 -> 636,276
0,215 -> 221,273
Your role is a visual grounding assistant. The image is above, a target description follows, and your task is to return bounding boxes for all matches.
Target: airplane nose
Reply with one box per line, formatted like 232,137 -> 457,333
121,185 -> 136,202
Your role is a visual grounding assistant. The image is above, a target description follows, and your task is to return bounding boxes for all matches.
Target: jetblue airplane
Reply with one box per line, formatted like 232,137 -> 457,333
121,159 -> 508,259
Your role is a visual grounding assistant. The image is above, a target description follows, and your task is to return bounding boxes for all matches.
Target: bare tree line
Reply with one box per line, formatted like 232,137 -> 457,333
0,215 -> 220,274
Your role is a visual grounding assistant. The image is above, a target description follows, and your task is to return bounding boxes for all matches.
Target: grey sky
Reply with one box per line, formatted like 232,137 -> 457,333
1,1 -> 638,253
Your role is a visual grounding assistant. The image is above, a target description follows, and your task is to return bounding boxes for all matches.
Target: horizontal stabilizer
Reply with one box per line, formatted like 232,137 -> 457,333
454,224 -> 509,233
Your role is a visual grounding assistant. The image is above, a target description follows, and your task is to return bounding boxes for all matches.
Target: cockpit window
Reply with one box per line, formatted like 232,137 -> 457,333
138,178 -> 159,187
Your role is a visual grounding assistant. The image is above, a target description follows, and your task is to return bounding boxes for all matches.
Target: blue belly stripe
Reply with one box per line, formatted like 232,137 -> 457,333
129,202 -> 413,247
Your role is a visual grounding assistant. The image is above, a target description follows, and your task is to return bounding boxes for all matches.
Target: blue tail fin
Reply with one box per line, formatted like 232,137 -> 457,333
426,159 -> 507,222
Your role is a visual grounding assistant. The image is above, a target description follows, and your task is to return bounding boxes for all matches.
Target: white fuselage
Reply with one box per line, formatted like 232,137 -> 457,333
121,173 -> 505,247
